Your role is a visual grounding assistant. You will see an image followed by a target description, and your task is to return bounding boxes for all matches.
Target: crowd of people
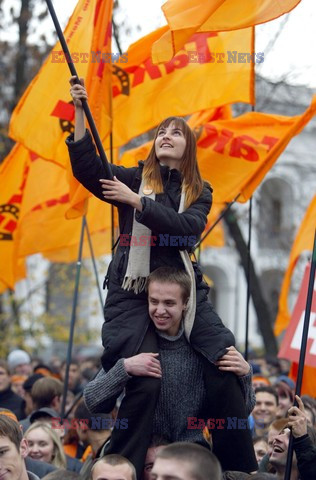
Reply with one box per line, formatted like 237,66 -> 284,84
0,335 -> 316,479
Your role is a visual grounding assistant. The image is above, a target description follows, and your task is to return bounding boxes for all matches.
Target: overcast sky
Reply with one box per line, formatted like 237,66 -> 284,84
3,0 -> 316,87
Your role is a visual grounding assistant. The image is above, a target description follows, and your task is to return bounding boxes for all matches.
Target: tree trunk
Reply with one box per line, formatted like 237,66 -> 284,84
223,210 -> 278,357
15,0 -> 31,101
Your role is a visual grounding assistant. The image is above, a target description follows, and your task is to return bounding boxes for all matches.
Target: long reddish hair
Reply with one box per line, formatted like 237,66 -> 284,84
143,117 -> 204,208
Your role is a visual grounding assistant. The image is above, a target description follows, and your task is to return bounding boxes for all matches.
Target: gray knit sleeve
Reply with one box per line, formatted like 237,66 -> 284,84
238,365 -> 256,416
83,359 -> 131,413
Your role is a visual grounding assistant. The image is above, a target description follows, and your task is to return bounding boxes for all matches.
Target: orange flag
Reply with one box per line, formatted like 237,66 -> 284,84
0,145 -> 29,291
111,27 -> 254,147
290,363 -> 316,397
9,0 -> 113,167
152,0 -> 301,63
274,195 -> 316,336
10,16 -> 253,160
0,144 -> 116,291
14,152 -> 113,262
196,96 -> 316,204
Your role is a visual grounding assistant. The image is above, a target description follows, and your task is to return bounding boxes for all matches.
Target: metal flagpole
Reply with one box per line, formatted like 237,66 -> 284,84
284,229 -> 316,480
195,195 -> 240,250
60,216 -> 86,419
84,217 -> 104,311
45,0 -> 113,179
244,196 -> 252,361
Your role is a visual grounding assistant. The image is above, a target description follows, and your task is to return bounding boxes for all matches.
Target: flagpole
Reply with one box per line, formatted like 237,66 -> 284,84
243,48 -> 256,360
84,218 -> 104,311
244,196 -> 253,361
45,0 -> 113,179
284,228 -> 316,480
60,216 -> 86,420
194,195 -> 240,250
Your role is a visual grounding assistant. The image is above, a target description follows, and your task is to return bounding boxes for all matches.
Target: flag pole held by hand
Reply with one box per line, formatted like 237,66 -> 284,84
45,0 -> 113,179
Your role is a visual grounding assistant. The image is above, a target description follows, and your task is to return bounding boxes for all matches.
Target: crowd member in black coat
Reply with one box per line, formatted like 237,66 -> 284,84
0,360 -> 25,420
66,77 -> 257,475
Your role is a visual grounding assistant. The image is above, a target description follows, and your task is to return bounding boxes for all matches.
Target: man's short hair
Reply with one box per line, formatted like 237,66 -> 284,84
61,358 -> 79,369
147,267 -> 191,302
155,442 -> 222,480
92,454 -> 136,480
255,386 -> 278,406
31,377 -> 63,409
0,415 -> 22,451
148,434 -> 171,448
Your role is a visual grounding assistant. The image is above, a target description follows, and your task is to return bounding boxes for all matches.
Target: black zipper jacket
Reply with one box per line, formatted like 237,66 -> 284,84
66,130 -> 235,370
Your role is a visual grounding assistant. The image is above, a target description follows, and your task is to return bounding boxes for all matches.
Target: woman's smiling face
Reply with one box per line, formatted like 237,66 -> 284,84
26,427 -> 54,463
154,121 -> 186,167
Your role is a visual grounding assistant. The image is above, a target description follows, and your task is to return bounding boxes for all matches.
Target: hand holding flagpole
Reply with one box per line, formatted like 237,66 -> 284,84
45,0 -> 113,179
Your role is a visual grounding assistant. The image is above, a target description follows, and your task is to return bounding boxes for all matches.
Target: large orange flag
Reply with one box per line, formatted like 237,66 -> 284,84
10,24 -> 254,158
111,27 -> 253,147
15,152 -> 114,262
120,96 -> 316,205
152,0 -> 301,63
9,0 -> 113,167
0,144 -> 115,291
274,195 -> 316,336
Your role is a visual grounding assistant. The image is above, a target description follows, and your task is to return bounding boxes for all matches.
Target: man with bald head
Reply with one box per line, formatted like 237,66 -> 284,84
151,442 -> 222,480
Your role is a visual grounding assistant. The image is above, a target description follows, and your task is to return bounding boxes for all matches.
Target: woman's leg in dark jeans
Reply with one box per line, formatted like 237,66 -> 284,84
102,323 -> 161,478
200,355 -> 257,472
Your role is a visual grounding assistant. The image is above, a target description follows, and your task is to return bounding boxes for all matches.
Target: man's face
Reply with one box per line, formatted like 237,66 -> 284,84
143,446 -> 165,480
148,282 -> 187,336
253,439 -> 268,464
92,462 -> 133,480
253,392 -> 277,427
151,458 -> 193,480
269,428 -> 297,470
61,364 -> 80,390
276,388 -> 293,418
0,367 -> 11,392
14,364 -> 32,376
0,436 -> 28,480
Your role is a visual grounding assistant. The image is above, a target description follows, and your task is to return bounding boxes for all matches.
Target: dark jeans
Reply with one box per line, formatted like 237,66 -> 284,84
102,324 -> 160,479
103,328 -> 257,477
200,355 -> 257,472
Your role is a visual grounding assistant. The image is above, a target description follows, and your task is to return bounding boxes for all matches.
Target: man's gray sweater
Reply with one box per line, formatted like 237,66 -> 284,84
84,326 -> 255,442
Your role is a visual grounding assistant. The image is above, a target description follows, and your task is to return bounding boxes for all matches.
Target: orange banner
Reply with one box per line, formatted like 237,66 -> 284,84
111,27 -> 254,148
275,195 -> 316,336
152,0 -> 301,63
9,0 -> 113,167
10,23 -> 254,162
0,144 -> 115,291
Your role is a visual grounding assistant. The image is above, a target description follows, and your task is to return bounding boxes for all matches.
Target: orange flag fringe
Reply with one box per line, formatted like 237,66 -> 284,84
152,0 -> 301,63
274,195 -> 316,336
